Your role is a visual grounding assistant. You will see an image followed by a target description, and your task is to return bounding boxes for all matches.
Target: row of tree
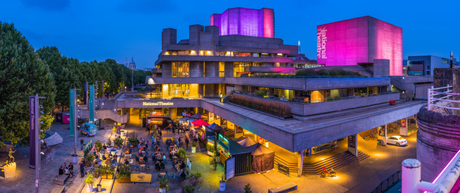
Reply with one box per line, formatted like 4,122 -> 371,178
0,22 -> 151,148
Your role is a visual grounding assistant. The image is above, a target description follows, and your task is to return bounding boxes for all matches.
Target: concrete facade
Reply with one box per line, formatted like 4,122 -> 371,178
408,55 -> 455,76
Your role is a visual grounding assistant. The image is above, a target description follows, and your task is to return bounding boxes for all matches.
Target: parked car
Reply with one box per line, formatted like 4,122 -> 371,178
387,136 -> 407,146
79,123 -> 97,137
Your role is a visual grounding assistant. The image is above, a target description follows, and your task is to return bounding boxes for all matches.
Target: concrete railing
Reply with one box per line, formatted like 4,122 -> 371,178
232,92 -> 400,116
79,109 -> 128,124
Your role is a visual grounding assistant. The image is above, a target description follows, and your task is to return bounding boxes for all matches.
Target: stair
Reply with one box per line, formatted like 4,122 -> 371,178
274,155 -> 298,177
221,91 -> 234,103
303,151 -> 369,175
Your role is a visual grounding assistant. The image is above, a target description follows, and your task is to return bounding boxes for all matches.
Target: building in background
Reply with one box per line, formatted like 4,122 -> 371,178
405,55 -> 458,76
211,7 -> 274,38
317,16 -> 403,76
128,57 -> 136,70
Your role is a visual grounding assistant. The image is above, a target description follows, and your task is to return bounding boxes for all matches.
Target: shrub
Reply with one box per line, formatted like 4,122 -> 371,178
114,138 -> 124,147
94,140 -> 102,152
116,165 -> 132,179
317,69 -> 330,76
84,172 -> 94,185
333,96 -> 341,100
191,140 -> 198,148
326,97 -> 334,101
183,184 -> 195,193
177,148 -> 187,160
85,153 -> 95,163
254,89 -> 268,97
244,183 -> 252,193
128,132 -> 138,146
295,68 -> 316,76
228,94 -> 291,117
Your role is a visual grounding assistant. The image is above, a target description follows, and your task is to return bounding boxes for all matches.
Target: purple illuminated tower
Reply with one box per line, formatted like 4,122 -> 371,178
317,16 -> 403,76
211,7 -> 274,38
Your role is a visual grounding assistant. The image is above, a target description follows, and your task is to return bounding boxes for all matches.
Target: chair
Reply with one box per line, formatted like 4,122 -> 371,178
134,165 -> 140,171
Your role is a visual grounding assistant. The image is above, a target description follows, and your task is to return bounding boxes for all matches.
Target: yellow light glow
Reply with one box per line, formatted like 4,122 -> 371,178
164,51 -> 170,55
190,50 -> 197,55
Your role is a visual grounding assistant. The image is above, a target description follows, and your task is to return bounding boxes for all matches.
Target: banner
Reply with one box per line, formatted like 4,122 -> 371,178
401,119 -> 406,128
70,89 -> 75,137
29,96 -> 36,169
225,157 -> 235,180
101,80 -> 104,98
84,82 -> 88,105
89,85 -> 94,121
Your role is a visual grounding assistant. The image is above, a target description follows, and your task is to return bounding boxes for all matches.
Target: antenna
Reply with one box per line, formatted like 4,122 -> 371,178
450,51 -> 454,68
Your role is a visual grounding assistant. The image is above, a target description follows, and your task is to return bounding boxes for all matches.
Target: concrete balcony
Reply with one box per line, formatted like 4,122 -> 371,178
245,66 -> 296,74
232,92 -> 400,116
157,55 -> 293,64
151,77 -> 225,84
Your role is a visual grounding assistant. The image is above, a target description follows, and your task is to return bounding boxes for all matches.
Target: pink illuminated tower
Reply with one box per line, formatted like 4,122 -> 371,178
210,7 -> 274,38
317,16 -> 402,76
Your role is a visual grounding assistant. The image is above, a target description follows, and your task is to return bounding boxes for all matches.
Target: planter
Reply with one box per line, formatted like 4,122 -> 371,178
3,162 -> 16,179
191,147 -> 196,153
97,184 -> 102,192
219,181 -> 226,191
101,174 -> 113,179
117,177 -> 131,183
159,188 -> 167,193
85,162 -> 93,167
86,184 -> 93,193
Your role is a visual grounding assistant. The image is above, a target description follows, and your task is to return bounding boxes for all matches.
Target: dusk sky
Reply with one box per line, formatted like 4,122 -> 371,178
1,0 -> 459,68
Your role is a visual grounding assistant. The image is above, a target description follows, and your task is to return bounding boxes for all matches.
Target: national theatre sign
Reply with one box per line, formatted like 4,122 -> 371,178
142,102 -> 174,106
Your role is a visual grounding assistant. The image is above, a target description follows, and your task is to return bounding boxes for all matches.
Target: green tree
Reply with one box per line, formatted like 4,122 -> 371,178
37,46 -> 79,112
0,22 -> 56,148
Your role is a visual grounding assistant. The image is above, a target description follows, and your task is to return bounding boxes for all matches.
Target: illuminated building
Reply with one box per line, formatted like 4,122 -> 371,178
317,16 -> 403,76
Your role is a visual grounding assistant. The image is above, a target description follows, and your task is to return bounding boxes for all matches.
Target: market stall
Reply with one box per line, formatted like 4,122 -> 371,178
246,143 -> 275,173
218,134 -> 253,176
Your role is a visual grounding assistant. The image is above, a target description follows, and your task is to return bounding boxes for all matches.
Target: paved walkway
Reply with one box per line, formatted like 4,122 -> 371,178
0,122 -> 113,193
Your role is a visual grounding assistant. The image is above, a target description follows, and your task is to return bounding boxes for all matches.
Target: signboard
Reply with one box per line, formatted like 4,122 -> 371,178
347,134 -> 358,157
131,174 -> 152,184
348,135 -> 356,148
278,163 -> 289,176
29,96 -> 37,169
225,157 -> 235,180
89,85 -> 94,121
218,133 -> 229,147
84,82 -> 88,105
401,119 -> 406,128
187,158 -> 192,171
143,102 -> 174,106
258,137 -> 264,144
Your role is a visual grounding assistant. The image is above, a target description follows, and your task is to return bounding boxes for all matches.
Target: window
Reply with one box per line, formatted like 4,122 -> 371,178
178,51 -> 189,55
190,50 -> 197,55
219,62 -> 225,77
253,53 -> 259,57
225,51 -> 233,56
235,52 -> 251,57
164,51 -> 170,55
171,51 -> 177,55
172,62 -> 189,77
233,62 -> 251,77
199,50 -> 213,56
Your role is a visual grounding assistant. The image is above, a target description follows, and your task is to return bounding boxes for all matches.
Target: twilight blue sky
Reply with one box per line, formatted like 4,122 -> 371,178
1,0 -> 459,68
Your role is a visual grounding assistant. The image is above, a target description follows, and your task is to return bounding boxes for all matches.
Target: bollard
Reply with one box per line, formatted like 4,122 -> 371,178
402,159 -> 421,193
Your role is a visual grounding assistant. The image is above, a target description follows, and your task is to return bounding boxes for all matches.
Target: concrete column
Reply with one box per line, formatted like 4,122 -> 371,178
298,150 -> 304,177
384,124 -> 387,146
401,159 -> 421,193
224,62 -> 233,77
162,62 -> 172,77
189,61 -> 203,77
205,61 -> 219,77
269,88 -> 274,97
170,108 -> 177,121
250,86 -> 257,94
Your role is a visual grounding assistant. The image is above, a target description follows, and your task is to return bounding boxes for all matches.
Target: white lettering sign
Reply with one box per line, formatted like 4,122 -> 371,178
317,28 -> 327,59
142,102 -> 174,106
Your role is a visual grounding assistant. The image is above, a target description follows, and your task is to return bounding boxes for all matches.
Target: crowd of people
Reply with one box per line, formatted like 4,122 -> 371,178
58,162 -> 74,178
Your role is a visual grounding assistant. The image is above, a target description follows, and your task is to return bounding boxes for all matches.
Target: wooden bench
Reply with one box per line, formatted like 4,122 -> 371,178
49,185 -> 65,193
54,175 -> 70,186
268,182 -> 297,193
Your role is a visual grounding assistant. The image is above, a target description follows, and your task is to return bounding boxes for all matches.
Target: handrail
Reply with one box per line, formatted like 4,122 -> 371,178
246,74 -> 370,79
427,84 -> 457,111
371,170 -> 402,193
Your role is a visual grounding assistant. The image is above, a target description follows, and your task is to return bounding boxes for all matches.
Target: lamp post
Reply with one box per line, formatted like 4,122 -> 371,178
131,66 -> 134,92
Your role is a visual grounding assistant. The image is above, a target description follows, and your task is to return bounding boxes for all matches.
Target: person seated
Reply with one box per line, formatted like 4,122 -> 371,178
152,155 -> 156,162
180,170 -> 187,180
103,144 -> 107,150
124,159 -> 129,165
59,166 -> 64,175
135,155 -> 139,162
102,154 -> 107,160
160,161 -> 165,169
69,163 -> 74,171
155,161 -> 160,171
43,140 -> 48,148
65,167 -> 70,175
143,156 -> 148,163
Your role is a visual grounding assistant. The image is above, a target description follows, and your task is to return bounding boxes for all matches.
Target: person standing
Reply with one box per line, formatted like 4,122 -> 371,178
159,129 -> 162,139
185,137 -> 189,150
79,160 -> 85,178
80,138 -> 84,150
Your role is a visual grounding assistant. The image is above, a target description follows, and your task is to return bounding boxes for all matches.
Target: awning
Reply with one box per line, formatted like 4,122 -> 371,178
190,113 -> 201,119
191,119 -> 209,127
237,137 -> 257,147
178,117 -> 189,121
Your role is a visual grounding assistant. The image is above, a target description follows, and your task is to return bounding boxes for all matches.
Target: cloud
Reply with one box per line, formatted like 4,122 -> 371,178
20,0 -> 70,11
117,0 -> 176,14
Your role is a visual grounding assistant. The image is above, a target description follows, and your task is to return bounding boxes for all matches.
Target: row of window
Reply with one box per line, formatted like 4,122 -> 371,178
164,50 -> 285,58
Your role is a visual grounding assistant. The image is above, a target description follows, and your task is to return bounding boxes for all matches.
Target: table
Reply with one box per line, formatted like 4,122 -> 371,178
140,164 -> 145,171
159,172 -> 166,178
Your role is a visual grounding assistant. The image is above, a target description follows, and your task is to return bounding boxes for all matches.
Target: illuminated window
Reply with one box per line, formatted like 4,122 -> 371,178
253,53 -> 259,57
225,51 -> 233,56
172,62 -> 189,77
233,62 -> 251,77
277,53 -> 283,56
178,51 -> 189,55
199,51 -> 204,56
219,62 -> 225,77
164,51 -> 170,55
235,52 -> 251,57
190,50 -> 197,55
166,84 -> 199,98
199,50 -> 213,56
171,51 -> 177,55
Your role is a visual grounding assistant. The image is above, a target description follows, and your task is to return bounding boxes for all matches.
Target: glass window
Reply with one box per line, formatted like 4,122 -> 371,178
233,62 -> 251,77
225,51 -> 233,56
219,62 -> 225,77
177,62 -> 189,77
172,62 -> 177,77
253,53 -> 259,57
178,50 -> 189,55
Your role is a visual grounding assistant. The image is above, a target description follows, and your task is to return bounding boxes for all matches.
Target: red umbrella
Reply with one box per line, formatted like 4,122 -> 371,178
191,119 -> 209,127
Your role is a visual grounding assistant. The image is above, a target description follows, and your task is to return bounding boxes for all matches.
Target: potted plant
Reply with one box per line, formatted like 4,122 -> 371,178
158,176 -> 170,193
191,140 -> 198,153
116,165 -> 132,183
94,140 -> 102,152
183,183 -> 195,193
128,132 -> 138,146
84,172 -> 94,192
219,175 -> 226,191
85,154 -> 95,167
93,165 -> 101,178
107,138 -> 112,147
114,138 -> 123,149
177,148 -> 187,160
244,183 -> 252,193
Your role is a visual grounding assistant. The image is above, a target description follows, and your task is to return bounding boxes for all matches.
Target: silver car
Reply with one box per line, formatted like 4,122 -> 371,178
387,136 -> 407,146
